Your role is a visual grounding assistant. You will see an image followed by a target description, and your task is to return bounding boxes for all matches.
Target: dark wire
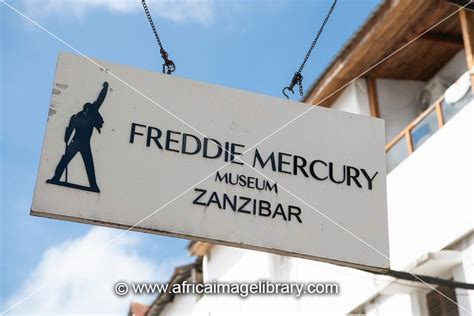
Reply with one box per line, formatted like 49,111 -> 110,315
358,268 -> 474,290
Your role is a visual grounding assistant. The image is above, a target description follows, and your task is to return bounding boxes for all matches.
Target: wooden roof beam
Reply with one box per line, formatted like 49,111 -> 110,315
304,0 -> 465,106
459,8 -> 474,91
366,77 -> 380,118
421,32 -> 464,47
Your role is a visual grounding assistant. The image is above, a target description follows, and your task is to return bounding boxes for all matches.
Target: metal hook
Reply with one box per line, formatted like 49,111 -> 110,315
162,60 -> 176,75
160,48 -> 176,75
282,72 -> 303,100
282,86 -> 294,100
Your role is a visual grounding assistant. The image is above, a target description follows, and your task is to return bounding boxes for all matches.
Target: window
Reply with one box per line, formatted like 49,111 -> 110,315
426,285 -> 459,316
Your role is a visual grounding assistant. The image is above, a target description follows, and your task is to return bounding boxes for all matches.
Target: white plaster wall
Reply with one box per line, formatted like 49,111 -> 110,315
158,275 -> 201,316
387,102 -> 473,270
376,79 -> 426,142
365,294 -> 413,316
434,50 -> 468,84
193,257 -> 394,315
160,288 -> 199,316
204,245 -> 272,282
325,51 -> 468,148
314,50 -> 468,147
453,235 -> 474,316
376,50 -> 467,144
330,79 -> 371,116
355,79 -> 372,116
289,259 -> 392,314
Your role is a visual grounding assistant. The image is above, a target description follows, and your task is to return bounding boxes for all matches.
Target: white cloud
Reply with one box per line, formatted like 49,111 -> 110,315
2,227 -> 190,315
22,0 -> 215,25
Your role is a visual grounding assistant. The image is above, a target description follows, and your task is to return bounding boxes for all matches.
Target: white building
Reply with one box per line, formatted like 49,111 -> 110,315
131,1 -> 474,315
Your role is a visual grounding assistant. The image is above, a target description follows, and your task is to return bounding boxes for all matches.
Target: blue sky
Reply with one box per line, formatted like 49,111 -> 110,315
1,0 -> 379,313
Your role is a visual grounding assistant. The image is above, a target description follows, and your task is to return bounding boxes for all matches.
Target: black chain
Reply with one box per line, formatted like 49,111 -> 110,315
141,0 -> 176,75
283,0 -> 337,99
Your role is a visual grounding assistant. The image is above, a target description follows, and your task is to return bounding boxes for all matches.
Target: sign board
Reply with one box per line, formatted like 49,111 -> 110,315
32,53 -> 389,271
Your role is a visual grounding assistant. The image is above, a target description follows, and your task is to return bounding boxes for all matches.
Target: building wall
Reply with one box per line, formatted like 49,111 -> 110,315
193,254 -> 395,315
156,274 -> 201,316
181,102 -> 472,315
453,235 -> 474,316
386,103 -> 472,270
376,79 -> 426,142
359,232 -> 473,315
434,50 -> 467,84
330,79 -> 371,116
204,246 -> 272,282
365,294 -> 413,316
159,290 -> 198,316
159,52 -> 473,316
310,51 -> 467,146
376,50 -> 467,143
314,50 -> 467,145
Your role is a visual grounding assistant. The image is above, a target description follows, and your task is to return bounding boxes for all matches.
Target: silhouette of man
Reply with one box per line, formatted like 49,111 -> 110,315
47,81 -> 109,192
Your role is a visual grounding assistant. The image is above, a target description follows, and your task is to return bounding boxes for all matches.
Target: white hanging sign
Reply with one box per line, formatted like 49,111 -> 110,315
32,53 -> 389,271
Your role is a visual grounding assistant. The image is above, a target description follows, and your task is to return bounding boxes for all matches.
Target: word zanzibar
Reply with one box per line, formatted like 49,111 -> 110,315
130,123 -> 379,190
193,188 -> 302,223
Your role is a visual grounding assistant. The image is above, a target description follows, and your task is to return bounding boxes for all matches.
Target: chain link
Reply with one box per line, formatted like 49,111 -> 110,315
283,0 -> 337,99
141,0 -> 176,75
